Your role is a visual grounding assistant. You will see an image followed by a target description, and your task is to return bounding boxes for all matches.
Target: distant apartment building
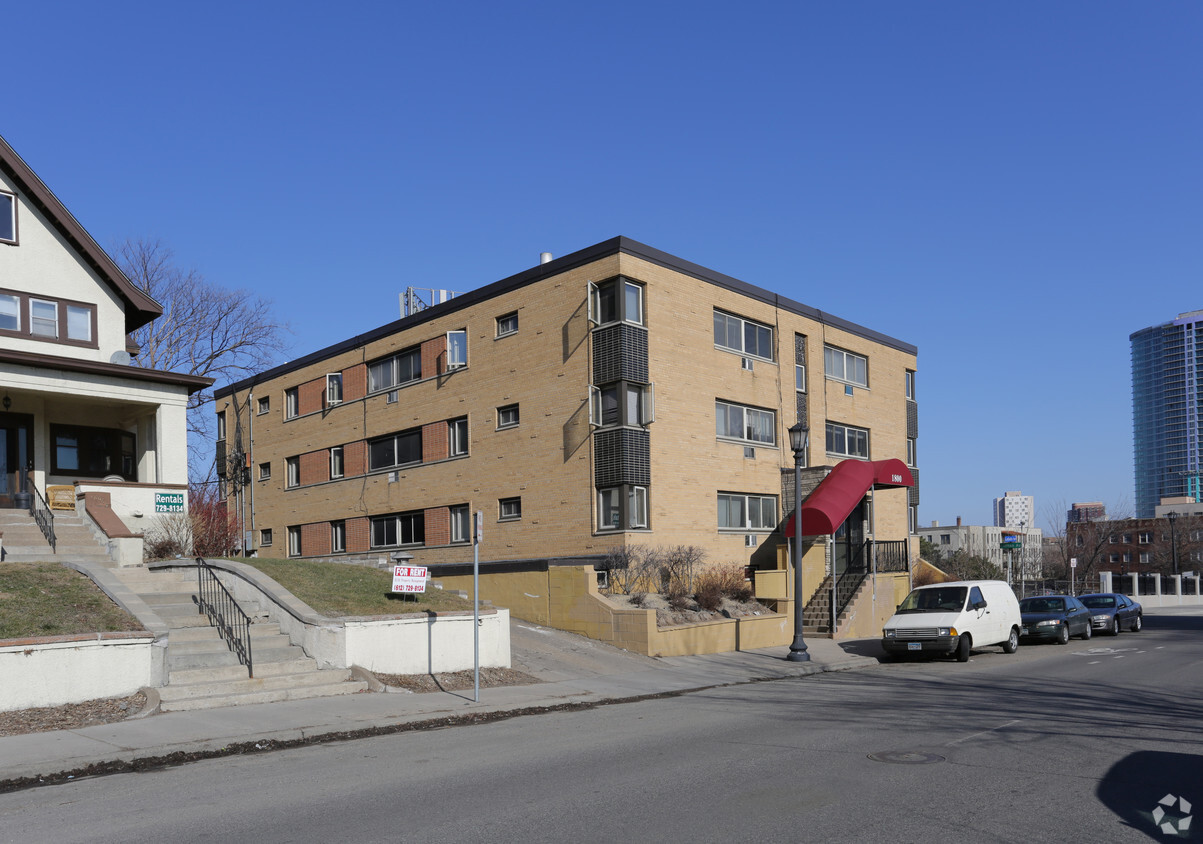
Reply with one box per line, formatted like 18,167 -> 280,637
1131,310 -> 1203,517
214,237 -> 920,575
993,490 -> 1034,529
1067,501 -> 1106,523
1066,507 -> 1202,576
918,519 -> 1042,580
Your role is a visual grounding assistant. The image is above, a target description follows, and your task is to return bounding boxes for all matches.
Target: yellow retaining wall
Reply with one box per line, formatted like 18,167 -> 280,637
837,571 -> 912,640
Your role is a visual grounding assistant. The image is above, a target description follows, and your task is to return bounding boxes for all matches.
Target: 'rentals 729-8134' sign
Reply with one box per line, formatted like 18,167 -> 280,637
154,492 -> 185,513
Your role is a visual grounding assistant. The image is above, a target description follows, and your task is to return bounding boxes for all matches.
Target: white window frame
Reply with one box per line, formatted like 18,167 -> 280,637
446,330 -> 467,370
907,438 -> 916,467
826,422 -> 870,459
30,298 -> 58,338
597,485 -> 648,531
285,388 -> 299,420
326,373 -> 343,406
905,370 -> 916,400
258,462 -> 271,481
717,492 -> 778,531
590,382 -> 654,427
496,311 -> 518,337
330,446 -> 344,479
331,521 -> 346,553
286,456 -> 300,488
629,486 -> 648,529
713,309 -> 774,361
257,396 -> 270,415
260,528 -> 273,547
499,497 -> 522,521
0,190 -> 15,244
216,411 -> 227,441
450,505 -> 470,543
288,526 -> 302,557
66,304 -> 92,342
716,400 -> 776,446
824,345 -> 869,389
448,418 -> 469,456
497,404 -> 520,429
0,293 -> 19,332
796,364 -> 806,393
588,279 -> 645,327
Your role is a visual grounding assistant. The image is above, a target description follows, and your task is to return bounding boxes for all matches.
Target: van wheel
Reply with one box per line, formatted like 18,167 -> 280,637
956,635 -> 971,662
1081,624 -> 1092,640
1057,625 -> 1070,645
1002,628 -> 1019,654
1132,614 -> 1142,632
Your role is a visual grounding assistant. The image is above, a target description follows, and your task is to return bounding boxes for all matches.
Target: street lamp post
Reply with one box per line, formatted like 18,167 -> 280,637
1167,511 -> 1179,576
787,421 -> 811,662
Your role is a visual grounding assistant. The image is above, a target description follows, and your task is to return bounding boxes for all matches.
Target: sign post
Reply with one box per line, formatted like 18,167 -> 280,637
1070,557 -> 1077,596
473,510 -> 483,703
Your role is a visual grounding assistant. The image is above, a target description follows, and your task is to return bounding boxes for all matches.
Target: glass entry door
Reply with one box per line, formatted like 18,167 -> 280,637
833,499 -> 867,575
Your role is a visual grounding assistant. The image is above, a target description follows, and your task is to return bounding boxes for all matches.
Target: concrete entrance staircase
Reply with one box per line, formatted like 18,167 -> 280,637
0,509 -> 113,564
802,573 -> 871,635
109,566 -> 368,712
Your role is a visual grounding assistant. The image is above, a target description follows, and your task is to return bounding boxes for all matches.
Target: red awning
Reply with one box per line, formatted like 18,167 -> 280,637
784,458 -> 914,538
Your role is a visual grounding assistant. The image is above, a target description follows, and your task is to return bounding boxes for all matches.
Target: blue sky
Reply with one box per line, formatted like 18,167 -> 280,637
5,2 -> 1199,531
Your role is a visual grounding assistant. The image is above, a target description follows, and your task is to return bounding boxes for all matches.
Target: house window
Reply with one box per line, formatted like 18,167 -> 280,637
0,191 -> 15,243
590,279 -> 645,326
1122,533 -> 1132,543
1122,552 -> 1131,563
371,512 -> 424,547
1140,552 -> 1150,564
496,312 -> 518,337
448,418 -> 469,456
717,493 -> 777,531
66,305 -> 92,342
216,411 -> 226,441
450,505 -> 470,543
368,347 -> 421,392
285,388 -> 299,419
326,373 -> 343,406
0,290 -> 95,346
1109,553 -> 1120,564
258,462 -> 271,481
260,528 -> 273,547
286,457 -> 300,488
826,422 -> 869,459
369,429 -> 421,471
597,485 -> 649,531
796,364 -> 806,393
1138,532 -> 1151,544
0,293 -> 18,331
331,521 -> 346,553
497,404 -> 520,429
716,401 -> 775,445
825,345 -> 868,388
446,330 -> 467,369
499,497 -> 522,521
50,424 -> 136,480
257,396 -> 270,415
288,526 -> 302,557
330,446 -> 344,479
940,534 -> 951,544
713,310 -> 773,360
31,298 -> 58,338
1109,534 -> 1117,544
907,438 -> 917,467
906,370 -> 916,400
590,382 -> 654,427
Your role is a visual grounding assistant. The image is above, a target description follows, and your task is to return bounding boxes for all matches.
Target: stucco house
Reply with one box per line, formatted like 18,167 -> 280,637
0,133 -> 210,563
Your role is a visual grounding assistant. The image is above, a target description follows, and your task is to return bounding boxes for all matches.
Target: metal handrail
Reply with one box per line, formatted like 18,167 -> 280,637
193,557 -> 253,677
29,482 -> 56,553
873,540 -> 910,573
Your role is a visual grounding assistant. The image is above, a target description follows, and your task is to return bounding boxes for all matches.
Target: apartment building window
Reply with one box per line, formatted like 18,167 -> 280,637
369,429 -> 421,471
1122,533 -> 1132,543
368,347 -> 421,392
796,364 -> 806,393
330,521 -> 346,553
50,424 -> 136,480
1138,532 -> 1151,544
330,446 -> 344,479
716,401 -> 775,446
590,382 -> 654,427
216,411 -> 226,441
446,330 -> 468,369
371,512 -> 424,547
713,309 -> 773,360
255,396 -> 269,415
285,388 -> 299,419
598,485 -> 648,531
496,311 -> 518,337
499,497 -> 522,521
497,404 -> 520,429
258,462 -> 271,481
1140,552 -> 1151,564
909,506 -> 917,535
0,190 -> 15,243
826,422 -> 869,459
907,438 -> 917,467
1122,552 -> 1132,563
450,505 -> 470,543
326,373 -> 343,405
590,278 -> 644,326
718,493 -> 777,531
1109,553 -> 1120,564
448,418 -> 469,456
260,528 -> 273,547
941,534 -> 951,544
906,370 -> 916,399
1109,534 -> 1117,544
288,526 -> 302,557
286,457 -> 300,488
825,345 -> 868,388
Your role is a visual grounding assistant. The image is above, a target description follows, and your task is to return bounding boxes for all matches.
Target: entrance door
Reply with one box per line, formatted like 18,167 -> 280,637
833,499 -> 867,576
0,414 -> 32,508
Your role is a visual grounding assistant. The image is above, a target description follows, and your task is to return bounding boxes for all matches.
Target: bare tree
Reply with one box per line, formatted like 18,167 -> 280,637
1043,497 -> 1134,580
115,238 -> 289,479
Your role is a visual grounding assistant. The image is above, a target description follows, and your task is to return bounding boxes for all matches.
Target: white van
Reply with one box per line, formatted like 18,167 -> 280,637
881,580 -> 1021,662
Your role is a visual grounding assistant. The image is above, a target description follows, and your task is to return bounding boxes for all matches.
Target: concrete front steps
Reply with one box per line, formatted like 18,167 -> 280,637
109,565 -> 367,712
0,509 -> 113,564
801,574 -> 870,635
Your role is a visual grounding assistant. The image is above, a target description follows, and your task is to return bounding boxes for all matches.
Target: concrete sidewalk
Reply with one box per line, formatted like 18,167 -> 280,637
0,631 -> 879,787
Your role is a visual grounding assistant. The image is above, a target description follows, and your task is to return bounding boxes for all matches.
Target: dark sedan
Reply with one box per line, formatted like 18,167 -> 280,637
1019,595 -> 1093,644
1079,592 -> 1143,635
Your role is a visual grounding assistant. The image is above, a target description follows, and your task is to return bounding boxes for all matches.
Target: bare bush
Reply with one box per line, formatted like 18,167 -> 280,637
142,513 -> 192,560
695,563 -> 753,608
658,545 -> 705,596
141,482 -> 238,561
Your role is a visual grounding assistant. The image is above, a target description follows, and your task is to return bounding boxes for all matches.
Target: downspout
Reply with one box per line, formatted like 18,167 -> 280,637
247,391 -> 255,555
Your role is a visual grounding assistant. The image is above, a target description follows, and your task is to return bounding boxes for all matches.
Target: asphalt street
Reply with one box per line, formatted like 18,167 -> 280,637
1,609 -> 1199,843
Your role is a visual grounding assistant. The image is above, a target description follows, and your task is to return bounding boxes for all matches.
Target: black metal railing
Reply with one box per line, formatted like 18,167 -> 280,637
833,540 -> 871,622
193,557 -> 253,677
873,540 -> 909,573
29,483 -> 56,553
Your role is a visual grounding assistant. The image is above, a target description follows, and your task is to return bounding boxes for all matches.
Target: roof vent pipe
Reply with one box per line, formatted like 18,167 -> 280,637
539,252 -> 553,265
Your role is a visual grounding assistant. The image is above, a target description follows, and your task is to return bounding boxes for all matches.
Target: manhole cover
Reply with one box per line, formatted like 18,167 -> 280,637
867,751 -> 946,765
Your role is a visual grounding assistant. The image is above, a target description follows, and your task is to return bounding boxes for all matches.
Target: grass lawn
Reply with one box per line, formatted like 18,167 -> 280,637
234,557 -> 476,618
0,562 -> 145,640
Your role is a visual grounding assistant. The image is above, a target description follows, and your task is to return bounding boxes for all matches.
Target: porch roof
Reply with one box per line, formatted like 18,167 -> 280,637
0,348 -> 213,395
784,458 -> 915,538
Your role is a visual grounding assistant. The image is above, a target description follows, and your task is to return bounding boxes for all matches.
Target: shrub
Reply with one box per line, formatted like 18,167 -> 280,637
694,563 -> 753,610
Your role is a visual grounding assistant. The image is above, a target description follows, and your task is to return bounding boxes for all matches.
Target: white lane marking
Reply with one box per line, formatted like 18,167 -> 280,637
1088,660 -> 1101,664
945,719 -> 1021,746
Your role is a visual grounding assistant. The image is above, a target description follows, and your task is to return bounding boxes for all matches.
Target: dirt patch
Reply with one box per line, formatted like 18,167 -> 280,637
372,667 -> 542,693
0,693 -> 148,738
603,593 -> 777,627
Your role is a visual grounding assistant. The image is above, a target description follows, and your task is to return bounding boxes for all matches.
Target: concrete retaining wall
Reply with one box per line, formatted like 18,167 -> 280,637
0,632 -> 157,712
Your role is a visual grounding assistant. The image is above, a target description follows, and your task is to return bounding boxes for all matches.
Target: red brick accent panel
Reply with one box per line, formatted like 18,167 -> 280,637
423,421 -> 448,463
343,363 -> 367,402
299,378 -> 325,415
301,522 -> 330,556
425,506 -> 450,546
299,450 -> 329,486
422,336 -> 446,377
347,517 -> 371,553
344,441 -> 368,477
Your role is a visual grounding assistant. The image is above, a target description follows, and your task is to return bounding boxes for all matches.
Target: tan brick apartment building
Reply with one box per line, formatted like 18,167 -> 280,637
213,237 -> 920,574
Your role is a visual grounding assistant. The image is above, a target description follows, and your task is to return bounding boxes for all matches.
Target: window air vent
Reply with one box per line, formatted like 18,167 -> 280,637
745,534 -> 757,548
845,384 -> 854,396
744,447 -> 755,459
388,471 -> 398,483
386,391 -> 398,404
741,357 -> 754,371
